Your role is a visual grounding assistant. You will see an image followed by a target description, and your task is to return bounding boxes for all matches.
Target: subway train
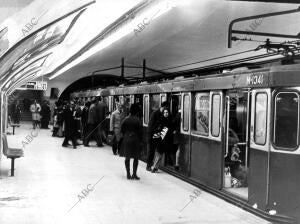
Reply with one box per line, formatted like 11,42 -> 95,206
71,62 -> 300,223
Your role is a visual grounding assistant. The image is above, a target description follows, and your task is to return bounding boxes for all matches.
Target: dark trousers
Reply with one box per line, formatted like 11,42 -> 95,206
84,124 -> 102,146
63,134 -> 76,146
146,141 -> 156,168
112,135 -> 120,154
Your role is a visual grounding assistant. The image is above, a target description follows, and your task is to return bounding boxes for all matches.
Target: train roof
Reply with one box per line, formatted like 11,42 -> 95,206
70,63 -> 300,98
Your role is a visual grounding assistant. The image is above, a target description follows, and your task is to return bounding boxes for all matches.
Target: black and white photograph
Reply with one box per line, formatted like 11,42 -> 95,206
0,0 -> 300,223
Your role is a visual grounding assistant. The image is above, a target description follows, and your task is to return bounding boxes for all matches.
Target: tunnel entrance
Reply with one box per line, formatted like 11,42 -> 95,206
59,74 -> 125,101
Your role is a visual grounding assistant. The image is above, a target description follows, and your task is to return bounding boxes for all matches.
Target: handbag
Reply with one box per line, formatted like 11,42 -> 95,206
106,133 -> 114,145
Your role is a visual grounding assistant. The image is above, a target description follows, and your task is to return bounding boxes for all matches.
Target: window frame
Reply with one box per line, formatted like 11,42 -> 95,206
192,92 -> 210,136
253,92 -> 268,146
143,94 -> 150,127
181,92 -> 191,134
209,91 -> 223,141
272,90 -> 300,151
160,93 -> 167,106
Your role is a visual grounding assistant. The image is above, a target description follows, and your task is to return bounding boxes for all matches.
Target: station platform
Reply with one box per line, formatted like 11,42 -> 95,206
0,122 -> 270,224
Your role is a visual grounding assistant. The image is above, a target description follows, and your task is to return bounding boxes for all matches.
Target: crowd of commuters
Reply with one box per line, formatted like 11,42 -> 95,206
49,97 -> 181,181
52,97 -> 109,149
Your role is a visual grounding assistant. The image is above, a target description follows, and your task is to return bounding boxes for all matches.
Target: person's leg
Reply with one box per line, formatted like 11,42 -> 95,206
175,145 -> 180,168
125,158 -> 131,179
83,124 -> 92,146
146,141 -> 155,170
152,151 -> 162,172
112,134 -> 117,155
132,159 -> 140,180
71,135 -> 77,149
32,119 -> 36,129
97,125 -> 103,146
62,136 -> 69,147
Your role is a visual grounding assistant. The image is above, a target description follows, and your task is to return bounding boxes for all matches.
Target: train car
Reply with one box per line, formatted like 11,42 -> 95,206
71,62 -> 300,223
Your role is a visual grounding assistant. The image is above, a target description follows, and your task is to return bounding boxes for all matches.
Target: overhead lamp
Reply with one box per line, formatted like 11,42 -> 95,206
49,0 -> 180,80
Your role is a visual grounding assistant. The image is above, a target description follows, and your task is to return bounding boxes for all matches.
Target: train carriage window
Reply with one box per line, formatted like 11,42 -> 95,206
274,92 -> 299,150
193,93 -> 210,136
211,94 -> 221,137
183,94 -> 190,132
254,93 -> 267,145
143,95 -> 149,126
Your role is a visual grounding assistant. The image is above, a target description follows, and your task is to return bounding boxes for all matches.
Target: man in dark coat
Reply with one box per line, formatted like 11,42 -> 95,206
94,96 -> 108,146
62,100 -> 77,149
81,101 -> 90,142
120,104 -> 143,180
84,99 -> 102,147
12,100 -> 21,124
146,101 -> 169,171
40,100 -> 51,129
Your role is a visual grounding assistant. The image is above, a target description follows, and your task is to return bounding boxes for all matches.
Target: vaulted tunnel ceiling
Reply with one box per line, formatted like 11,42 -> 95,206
1,0 -> 300,96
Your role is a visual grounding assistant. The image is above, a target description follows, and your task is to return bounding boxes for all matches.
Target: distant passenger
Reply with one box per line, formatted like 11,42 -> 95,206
81,101 -> 91,142
30,100 -> 41,129
146,101 -> 169,171
62,100 -> 77,149
110,103 -> 126,155
40,100 -> 51,129
84,99 -> 102,147
151,108 -> 173,173
120,104 -> 143,180
95,96 -> 109,146
12,100 -> 21,124
52,101 -> 59,137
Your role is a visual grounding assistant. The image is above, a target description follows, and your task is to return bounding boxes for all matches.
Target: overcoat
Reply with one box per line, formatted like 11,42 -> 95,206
153,116 -> 173,154
63,105 -> 77,138
30,103 -> 41,121
120,115 -> 143,159
147,109 -> 162,143
110,109 -> 125,141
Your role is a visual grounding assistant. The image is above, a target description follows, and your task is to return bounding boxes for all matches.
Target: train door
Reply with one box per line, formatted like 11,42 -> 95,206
224,89 -> 250,199
164,94 -> 181,168
248,89 -> 271,212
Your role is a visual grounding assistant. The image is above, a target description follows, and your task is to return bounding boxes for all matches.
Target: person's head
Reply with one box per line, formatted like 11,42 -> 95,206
160,101 -> 169,112
162,108 -> 170,118
70,100 -> 75,108
129,103 -> 139,116
85,101 -> 91,108
116,103 -> 122,111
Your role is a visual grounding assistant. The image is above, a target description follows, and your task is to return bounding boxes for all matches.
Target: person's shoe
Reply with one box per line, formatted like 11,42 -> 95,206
97,144 -> 104,147
113,152 -> 117,155
131,174 -> 140,180
174,165 -> 179,171
73,145 -> 77,149
62,144 -> 68,147
83,144 -> 90,147
146,166 -> 151,171
127,173 -> 131,180
151,168 -> 158,173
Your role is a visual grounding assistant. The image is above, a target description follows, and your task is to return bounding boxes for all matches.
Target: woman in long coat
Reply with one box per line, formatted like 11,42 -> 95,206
120,104 -> 143,180
152,108 -> 173,173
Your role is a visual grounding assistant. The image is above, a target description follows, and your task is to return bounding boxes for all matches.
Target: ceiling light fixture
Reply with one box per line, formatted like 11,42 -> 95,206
49,0 -> 180,80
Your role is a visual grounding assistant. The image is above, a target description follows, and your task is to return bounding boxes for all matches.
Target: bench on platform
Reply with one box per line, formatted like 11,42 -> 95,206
8,116 -> 20,135
2,134 -> 24,176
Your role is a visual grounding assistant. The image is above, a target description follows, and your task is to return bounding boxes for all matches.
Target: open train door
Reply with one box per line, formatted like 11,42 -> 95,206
224,89 -> 250,199
248,88 -> 271,211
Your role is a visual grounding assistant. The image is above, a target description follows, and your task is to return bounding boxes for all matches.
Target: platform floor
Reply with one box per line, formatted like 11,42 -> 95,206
0,123 -> 270,224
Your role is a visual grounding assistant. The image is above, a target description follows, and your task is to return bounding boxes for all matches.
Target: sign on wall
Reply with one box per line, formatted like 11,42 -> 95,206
18,81 -> 47,90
